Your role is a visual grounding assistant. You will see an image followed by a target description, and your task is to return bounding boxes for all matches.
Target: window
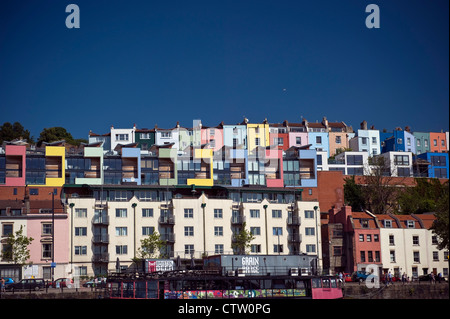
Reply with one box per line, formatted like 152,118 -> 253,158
374,234 -> 379,242
316,136 -> 322,144
116,208 -> 127,218
361,219 -> 369,228
42,243 -> 52,259
306,244 -> 316,253
255,138 -> 260,146
30,188 -> 39,195
250,227 -> 261,236
250,209 -> 260,218
214,226 -> 223,236
368,251 -> 373,262
75,246 -> 87,255
375,251 -> 380,262
184,226 -> 194,237
347,155 -> 363,165
75,208 -> 87,218
75,227 -> 87,236
214,209 -> 223,219
433,251 -> 439,261
433,139 -> 437,146
390,250 -> 396,262
274,244 -> 283,253
367,234 -> 372,242
273,227 -> 283,235
42,223 -> 52,236
304,210 -> 314,219
272,210 -> 282,218
142,227 -> 154,236
305,227 -> 315,236
185,245 -> 194,255
142,208 -> 153,217
359,234 -> 364,242
397,167 -> 410,177
251,244 -> 261,253
407,220 -> 415,228
372,137 -> 377,144
361,137 -> 367,145
184,208 -> 193,218
276,138 -> 284,146
333,246 -> 342,256
116,245 -> 128,255
335,136 -> 341,144
413,235 -> 419,245
296,137 -> 302,144
215,244 -> 224,254
115,227 -> 128,236
389,235 -> 395,245
115,134 -> 129,141
161,131 -> 172,138
384,220 -> 392,228
394,155 -> 409,166
397,138 -> 403,145
413,251 -> 420,263
2,224 -> 13,237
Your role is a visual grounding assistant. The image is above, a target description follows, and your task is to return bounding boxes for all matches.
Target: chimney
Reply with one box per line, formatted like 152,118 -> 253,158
405,126 -> 411,132
360,120 -> 368,130
322,116 -> 328,128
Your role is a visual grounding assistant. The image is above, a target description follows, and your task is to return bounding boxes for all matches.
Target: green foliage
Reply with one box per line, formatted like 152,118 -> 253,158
0,226 -> 34,266
430,182 -> 449,250
397,179 -> 447,214
38,127 -> 87,146
231,222 -> 255,255
136,231 -> 165,259
344,176 -> 366,211
0,121 -> 34,144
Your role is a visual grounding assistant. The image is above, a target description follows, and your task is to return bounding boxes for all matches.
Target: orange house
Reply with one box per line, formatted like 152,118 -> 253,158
429,132 -> 447,153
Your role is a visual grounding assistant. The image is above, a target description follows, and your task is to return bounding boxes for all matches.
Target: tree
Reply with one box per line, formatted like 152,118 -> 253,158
396,178 -> 447,214
231,222 -> 255,255
0,226 -> 34,266
363,156 -> 402,214
430,182 -> 449,250
344,176 -> 366,211
136,231 -> 165,259
38,127 -> 88,146
0,121 -> 34,144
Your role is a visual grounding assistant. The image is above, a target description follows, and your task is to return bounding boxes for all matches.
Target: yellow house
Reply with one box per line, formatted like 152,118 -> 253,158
44,146 -> 65,187
187,148 -> 214,186
247,122 -> 270,153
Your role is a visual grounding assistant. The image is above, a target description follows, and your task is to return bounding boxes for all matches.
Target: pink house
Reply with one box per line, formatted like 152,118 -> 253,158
25,188 -> 69,279
265,148 -> 284,188
201,122 -> 224,152
4,144 -> 26,186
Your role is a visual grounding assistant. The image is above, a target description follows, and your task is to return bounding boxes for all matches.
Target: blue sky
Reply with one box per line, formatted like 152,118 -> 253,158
0,0 -> 448,140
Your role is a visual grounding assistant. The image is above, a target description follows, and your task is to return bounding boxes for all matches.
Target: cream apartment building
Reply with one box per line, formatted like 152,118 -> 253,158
66,187 -> 322,277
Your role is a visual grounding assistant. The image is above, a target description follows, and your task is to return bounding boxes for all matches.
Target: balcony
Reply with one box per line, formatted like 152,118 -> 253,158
288,233 -> 302,243
92,253 -> 109,263
159,215 -> 175,225
160,233 -> 176,243
287,216 -> 301,226
92,234 -> 109,244
92,215 -> 109,225
231,215 -> 246,225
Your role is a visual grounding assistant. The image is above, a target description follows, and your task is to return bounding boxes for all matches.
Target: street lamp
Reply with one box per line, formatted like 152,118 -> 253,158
49,191 -> 55,282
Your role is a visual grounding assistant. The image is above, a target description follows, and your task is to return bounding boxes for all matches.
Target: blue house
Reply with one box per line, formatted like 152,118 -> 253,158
382,130 -> 416,154
415,152 -> 449,179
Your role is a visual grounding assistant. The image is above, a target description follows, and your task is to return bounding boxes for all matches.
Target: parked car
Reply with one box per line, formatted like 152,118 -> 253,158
83,278 -> 107,288
352,271 -> 378,283
6,278 -> 45,292
46,278 -> 73,288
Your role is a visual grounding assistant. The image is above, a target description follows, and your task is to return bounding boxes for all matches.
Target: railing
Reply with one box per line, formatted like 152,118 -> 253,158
287,216 -> 301,226
231,216 -> 246,225
92,253 -> 110,263
159,215 -> 175,225
92,234 -> 110,244
288,234 -> 302,243
92,216 -> 109,225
